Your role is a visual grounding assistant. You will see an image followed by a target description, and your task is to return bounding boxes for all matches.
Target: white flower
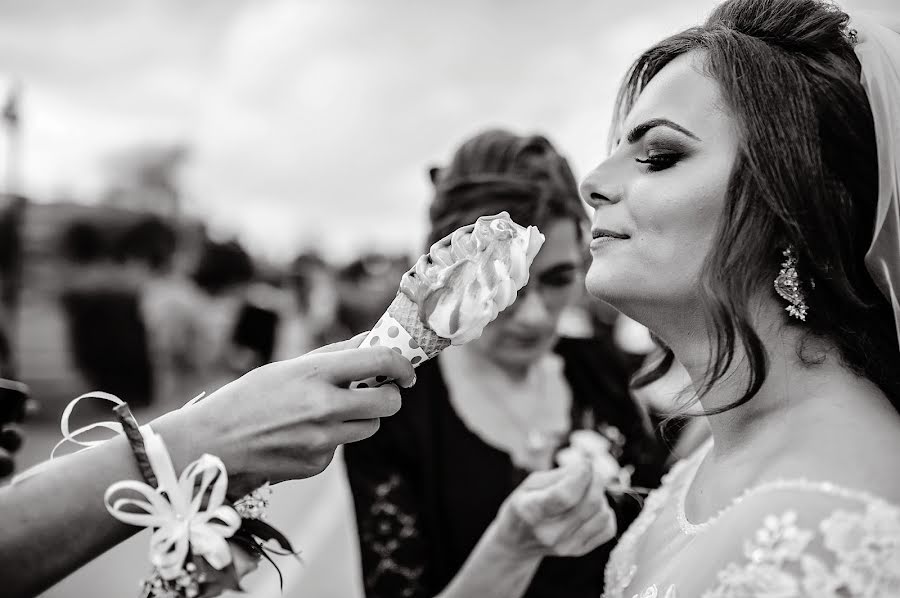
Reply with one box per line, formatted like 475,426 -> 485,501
558,429 -> 623,485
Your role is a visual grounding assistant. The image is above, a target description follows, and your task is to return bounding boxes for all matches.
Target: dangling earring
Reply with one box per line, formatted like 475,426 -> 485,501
774,246 -> 810,321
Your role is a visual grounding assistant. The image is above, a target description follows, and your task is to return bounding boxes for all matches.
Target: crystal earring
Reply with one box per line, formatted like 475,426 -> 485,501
774,246 -> 810,321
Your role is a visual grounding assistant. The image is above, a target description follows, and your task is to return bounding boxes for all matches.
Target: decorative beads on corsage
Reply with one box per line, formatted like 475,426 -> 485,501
234,483 -> 272,520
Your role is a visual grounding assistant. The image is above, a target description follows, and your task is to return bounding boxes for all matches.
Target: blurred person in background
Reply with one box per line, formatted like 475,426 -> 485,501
0,195 -> 27,470
129,215 -> 204,405
181,238 -> 257,388
273,252 -> 341,360
59,218 -> 155,406
334,253 -> 411,337
0,194 -> 26,380
344,129 -> 666,598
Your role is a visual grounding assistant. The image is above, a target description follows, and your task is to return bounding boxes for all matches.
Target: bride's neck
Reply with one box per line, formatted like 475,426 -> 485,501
646,303 -> 872,457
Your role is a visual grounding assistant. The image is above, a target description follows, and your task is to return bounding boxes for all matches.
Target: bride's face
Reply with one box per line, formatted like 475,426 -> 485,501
581,52 -> 739,313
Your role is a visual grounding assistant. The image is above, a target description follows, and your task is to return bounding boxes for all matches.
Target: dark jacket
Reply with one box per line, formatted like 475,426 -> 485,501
344,337 -> 665,598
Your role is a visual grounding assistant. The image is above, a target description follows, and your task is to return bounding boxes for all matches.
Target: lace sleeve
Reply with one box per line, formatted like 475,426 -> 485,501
700,485 -> 900,598
344,444 -> 428,598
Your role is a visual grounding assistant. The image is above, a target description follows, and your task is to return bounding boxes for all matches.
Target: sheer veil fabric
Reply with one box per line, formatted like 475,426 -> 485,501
858,12 -> 900,344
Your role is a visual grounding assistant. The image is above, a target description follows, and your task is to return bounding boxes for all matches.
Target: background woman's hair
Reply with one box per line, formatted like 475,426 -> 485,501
427,129 -> 588,247
616,0 -> 900,413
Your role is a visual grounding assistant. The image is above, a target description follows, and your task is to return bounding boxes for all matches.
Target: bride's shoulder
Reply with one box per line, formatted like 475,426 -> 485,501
700,482 -> 900,597
768,391 -> 900,503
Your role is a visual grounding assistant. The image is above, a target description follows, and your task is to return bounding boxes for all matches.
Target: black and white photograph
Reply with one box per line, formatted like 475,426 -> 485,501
0,0 -> 898,596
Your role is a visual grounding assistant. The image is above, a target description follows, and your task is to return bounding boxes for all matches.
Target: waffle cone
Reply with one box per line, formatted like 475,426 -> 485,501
387,292 -> 450,359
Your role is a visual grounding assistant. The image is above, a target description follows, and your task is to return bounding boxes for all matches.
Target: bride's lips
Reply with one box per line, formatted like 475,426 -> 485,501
590,228 -> 630,250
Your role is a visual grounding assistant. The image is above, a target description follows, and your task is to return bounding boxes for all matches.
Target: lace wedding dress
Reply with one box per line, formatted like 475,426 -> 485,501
603,439 -> 900,598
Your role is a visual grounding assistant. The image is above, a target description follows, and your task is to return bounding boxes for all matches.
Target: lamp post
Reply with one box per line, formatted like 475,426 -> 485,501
2,81 -> 21,197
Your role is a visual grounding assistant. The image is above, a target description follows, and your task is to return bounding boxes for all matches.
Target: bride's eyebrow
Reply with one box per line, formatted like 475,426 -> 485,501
623,118 -> 701,144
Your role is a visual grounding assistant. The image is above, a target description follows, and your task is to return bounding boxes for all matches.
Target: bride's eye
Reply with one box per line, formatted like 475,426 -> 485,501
635,152 -> 681,172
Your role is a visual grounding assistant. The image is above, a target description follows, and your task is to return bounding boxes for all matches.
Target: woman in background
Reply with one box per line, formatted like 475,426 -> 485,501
344,129 -> 665,598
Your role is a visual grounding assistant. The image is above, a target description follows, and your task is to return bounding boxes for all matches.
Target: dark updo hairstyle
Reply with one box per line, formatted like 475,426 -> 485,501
427,129 -> 588,247
617,0 -> 900,413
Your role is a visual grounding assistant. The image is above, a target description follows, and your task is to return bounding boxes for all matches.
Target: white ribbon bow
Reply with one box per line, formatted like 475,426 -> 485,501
105,427 -> 241,580
14,391 -> 239,579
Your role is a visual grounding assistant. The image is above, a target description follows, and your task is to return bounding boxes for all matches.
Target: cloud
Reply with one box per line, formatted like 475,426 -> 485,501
13,0 -> 889,262
185,0 -> 709,261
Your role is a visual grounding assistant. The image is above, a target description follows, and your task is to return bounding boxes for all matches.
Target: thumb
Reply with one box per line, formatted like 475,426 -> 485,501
308,333 -> 369,356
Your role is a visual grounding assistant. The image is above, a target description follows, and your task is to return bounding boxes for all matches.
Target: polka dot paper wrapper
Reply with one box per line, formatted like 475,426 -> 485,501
351,314 -> 432,388
351,293 -> 451,388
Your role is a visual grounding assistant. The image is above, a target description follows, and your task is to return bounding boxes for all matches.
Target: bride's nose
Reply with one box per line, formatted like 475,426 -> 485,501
580,162 -> 624,209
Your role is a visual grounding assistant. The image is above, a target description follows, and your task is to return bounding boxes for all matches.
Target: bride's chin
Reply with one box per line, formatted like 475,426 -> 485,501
585,264 -> 621,302
586,284 -> 626,309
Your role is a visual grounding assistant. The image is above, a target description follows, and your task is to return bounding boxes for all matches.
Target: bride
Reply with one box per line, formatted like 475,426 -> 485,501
579,0 -> 900,596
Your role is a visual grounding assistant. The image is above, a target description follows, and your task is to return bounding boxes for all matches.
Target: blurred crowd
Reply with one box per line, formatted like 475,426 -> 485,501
0,196 -> 419,412
0,192 -> 658,419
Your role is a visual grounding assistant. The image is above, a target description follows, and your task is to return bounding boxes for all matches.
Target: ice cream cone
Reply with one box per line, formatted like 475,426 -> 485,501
350,293 -> 450,389
386,293 -> 450,359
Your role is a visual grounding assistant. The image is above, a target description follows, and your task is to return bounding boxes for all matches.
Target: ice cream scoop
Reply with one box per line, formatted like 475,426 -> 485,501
400,211 -> 545,345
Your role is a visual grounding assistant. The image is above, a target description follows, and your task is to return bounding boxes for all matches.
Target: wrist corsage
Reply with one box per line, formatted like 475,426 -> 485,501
16,392 -> 296,598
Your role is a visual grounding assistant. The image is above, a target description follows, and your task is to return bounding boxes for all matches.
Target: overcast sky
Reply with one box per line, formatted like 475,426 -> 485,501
0,0 -> 893,262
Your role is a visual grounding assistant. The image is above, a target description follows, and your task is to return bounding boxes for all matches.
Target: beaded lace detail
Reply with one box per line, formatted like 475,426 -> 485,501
701,502 -> 900,597
603,441 -> 900,598
603,452 -> 699,597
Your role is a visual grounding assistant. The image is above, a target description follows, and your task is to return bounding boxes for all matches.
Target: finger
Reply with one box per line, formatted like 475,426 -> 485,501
330,385 -> 402,421
309,347 -> 415,388
308,333 -> 369,356
518,462 -> 581,492
0,447 -> 13,478
562,508 -> 617,556
559,466 -> 611,538
522,461 -> 592,518
516,464 -> 601,548
331,418 -> 382,445
0,425 -> 23,452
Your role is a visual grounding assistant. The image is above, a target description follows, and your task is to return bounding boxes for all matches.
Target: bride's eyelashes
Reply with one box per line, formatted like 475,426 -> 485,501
635,151 -> 683,172
628,129 -> 694,173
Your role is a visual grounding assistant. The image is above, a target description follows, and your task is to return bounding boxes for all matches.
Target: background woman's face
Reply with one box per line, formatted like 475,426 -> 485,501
580,52 -> 738,316
469,218 -> 583,371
